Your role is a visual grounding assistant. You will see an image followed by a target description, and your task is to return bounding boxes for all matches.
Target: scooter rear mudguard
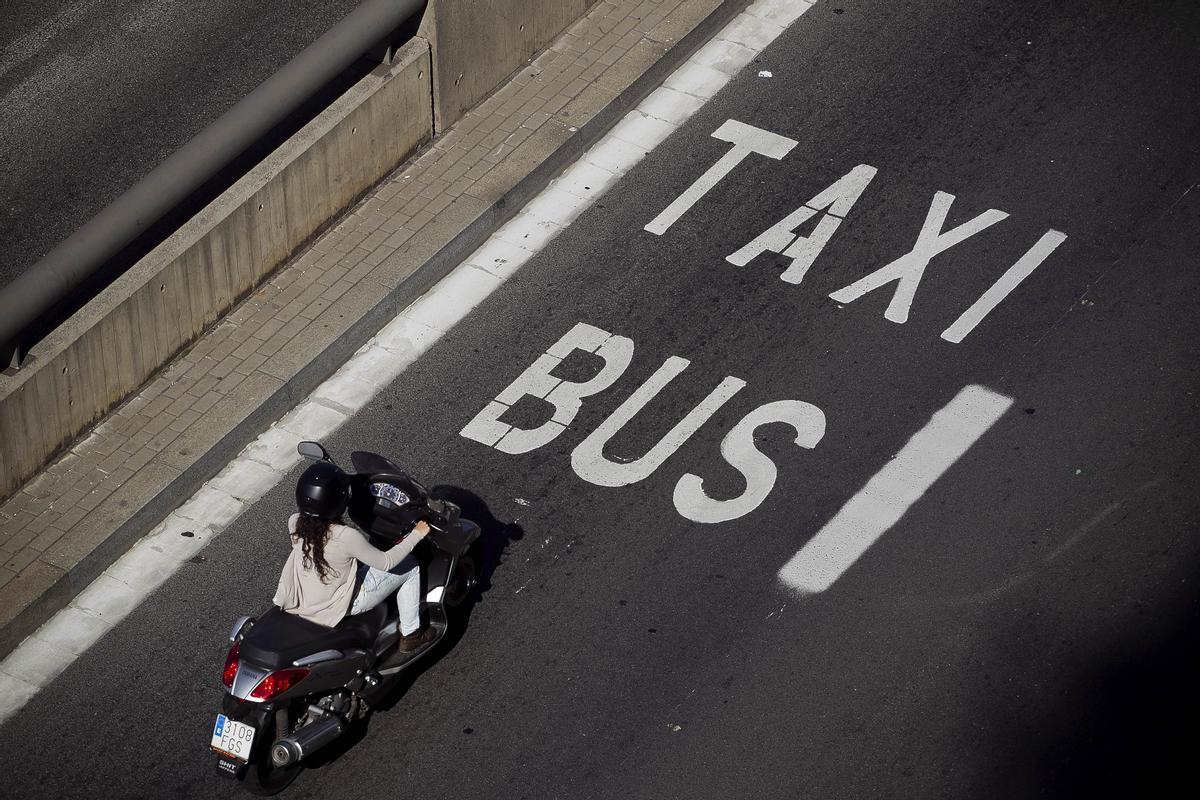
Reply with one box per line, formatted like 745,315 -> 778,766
213,694 -> 274,780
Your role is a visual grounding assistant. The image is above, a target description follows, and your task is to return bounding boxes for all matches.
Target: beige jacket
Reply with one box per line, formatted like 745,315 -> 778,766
272,513 -> 420,628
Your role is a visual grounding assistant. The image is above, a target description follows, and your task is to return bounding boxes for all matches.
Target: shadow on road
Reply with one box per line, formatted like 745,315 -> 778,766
308,486 -> 523,765
982,558 -> 1200,797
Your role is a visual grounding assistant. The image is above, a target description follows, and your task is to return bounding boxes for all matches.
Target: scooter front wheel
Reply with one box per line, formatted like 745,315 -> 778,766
444,544 -> 481,608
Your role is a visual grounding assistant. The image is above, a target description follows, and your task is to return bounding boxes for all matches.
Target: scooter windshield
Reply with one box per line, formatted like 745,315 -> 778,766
350,450 -> 404,475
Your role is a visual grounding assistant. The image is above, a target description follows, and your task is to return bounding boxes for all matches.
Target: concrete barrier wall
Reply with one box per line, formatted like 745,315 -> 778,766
420,0 -> 599,130
0,40 -> 433,500
0,0 -> 600,501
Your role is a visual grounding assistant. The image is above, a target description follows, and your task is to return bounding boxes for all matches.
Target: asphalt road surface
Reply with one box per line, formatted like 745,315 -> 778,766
0,0 -> 361,287
3,0 -> 1199,797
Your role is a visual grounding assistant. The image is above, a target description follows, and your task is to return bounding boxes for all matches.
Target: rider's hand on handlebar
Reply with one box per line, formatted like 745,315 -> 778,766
412,520 -> 432,538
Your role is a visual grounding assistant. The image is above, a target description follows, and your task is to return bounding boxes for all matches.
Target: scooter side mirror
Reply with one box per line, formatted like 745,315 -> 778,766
297,441 -> 331,462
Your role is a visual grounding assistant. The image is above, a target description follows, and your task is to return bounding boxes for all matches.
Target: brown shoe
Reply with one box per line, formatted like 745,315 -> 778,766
397,626 -> 436,652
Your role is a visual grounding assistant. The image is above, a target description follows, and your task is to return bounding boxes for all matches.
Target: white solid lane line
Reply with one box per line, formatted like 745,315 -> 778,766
0,0 -> 820,725
778,384 -> 1013,595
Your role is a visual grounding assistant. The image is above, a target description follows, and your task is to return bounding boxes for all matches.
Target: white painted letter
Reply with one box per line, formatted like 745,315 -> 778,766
644,119 -> 797,236
941,230 -> 1068,343
459,323 -> 634,454
727,164 -> 877,285
829,192 -> 1008,323
674,400 -> 826,524
571,358 -> 746,487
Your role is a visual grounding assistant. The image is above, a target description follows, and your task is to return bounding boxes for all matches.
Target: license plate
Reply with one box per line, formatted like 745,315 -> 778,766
210,714 -> 256,761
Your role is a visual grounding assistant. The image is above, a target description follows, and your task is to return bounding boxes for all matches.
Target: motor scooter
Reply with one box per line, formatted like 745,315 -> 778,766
209,441 -> 481,795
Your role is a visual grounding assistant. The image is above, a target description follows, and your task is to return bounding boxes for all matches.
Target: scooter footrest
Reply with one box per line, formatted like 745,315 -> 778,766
376,619 -> 448,673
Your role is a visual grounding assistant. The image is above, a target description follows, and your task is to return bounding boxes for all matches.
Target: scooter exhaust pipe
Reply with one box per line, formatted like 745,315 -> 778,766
270,715 -> 346,767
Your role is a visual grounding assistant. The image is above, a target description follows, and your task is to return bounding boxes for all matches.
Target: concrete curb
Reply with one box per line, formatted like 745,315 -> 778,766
0,0 -> 751,661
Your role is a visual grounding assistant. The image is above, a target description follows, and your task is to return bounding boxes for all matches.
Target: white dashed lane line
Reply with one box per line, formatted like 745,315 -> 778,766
778,384 -> 1013,595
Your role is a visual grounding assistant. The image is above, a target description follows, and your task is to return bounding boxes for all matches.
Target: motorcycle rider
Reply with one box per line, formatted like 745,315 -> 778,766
272,461 -> 437,652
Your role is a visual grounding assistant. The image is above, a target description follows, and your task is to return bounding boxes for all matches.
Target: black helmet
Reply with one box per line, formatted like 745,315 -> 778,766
295,461 -> 350,520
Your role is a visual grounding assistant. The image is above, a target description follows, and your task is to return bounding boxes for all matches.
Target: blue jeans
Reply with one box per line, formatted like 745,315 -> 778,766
348,555 -> 421,635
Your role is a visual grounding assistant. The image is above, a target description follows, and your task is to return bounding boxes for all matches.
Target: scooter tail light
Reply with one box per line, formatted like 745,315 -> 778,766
249,668 -> 311,700
222,642 -> 240,688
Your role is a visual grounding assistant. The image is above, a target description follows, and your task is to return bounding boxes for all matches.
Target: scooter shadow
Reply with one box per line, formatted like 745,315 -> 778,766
308,486 -> 522,764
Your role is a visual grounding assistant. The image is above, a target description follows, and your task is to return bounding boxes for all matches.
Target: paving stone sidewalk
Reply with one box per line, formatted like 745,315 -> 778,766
0,0 -> 751,657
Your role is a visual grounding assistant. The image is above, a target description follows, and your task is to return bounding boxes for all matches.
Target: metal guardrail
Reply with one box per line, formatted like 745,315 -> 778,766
0,0 -> 427,370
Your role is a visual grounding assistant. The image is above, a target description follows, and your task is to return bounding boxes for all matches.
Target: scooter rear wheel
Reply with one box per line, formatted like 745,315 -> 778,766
243,705 -> 302,796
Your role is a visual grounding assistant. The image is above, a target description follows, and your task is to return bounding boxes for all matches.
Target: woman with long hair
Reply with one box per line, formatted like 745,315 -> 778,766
272,461 -> 436,652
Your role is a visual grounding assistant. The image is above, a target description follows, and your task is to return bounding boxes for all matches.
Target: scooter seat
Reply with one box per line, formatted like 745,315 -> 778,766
240,604 -> 387,669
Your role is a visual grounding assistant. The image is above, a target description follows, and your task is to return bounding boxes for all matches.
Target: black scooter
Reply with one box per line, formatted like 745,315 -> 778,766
209,441 -> 481,795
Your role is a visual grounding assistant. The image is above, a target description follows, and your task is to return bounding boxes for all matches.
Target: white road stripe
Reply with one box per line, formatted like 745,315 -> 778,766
0,0 -> 819,725
777,385 -> 1013,594
638,87 -> 706,125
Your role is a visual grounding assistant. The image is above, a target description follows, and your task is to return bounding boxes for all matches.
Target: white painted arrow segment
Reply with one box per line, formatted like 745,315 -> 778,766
778,385 -> 1013,594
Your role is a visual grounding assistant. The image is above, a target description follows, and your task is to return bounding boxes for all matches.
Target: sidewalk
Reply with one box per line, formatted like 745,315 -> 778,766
0,0 -> 751,658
